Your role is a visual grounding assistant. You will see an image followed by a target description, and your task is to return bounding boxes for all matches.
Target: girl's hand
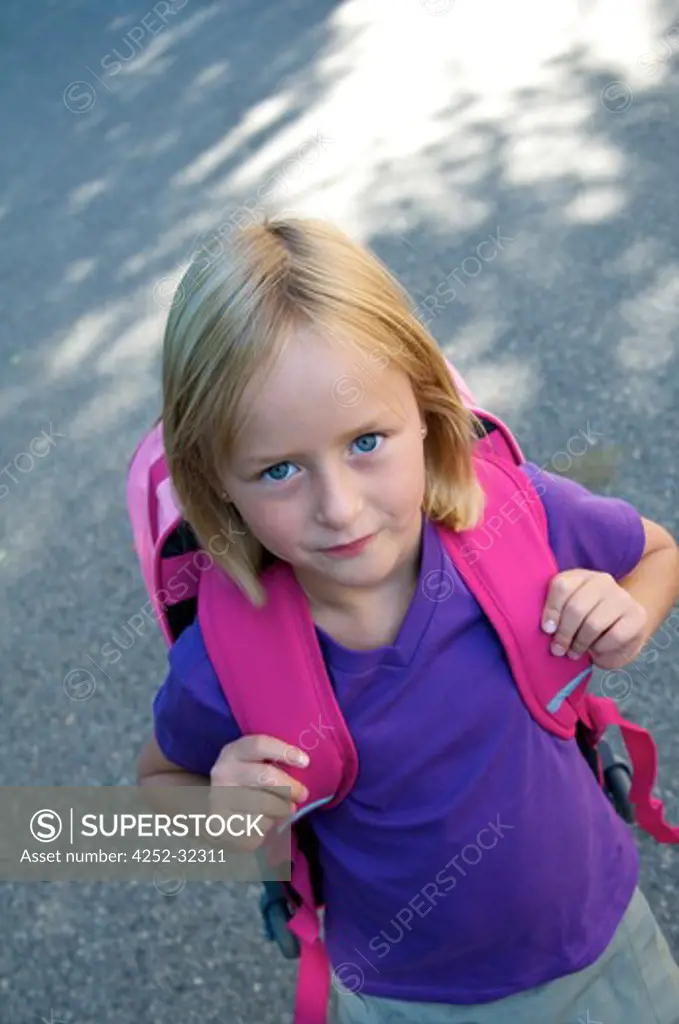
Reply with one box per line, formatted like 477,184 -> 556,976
208,734 -> 310,852
542,568 -> 647,670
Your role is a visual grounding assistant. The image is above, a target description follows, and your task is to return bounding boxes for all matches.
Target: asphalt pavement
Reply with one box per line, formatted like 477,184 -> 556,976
1,1 -> 679,1021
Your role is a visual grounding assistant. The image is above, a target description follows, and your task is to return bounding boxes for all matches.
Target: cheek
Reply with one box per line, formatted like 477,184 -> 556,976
242,499 -> 303,550
382,448 -> 426,507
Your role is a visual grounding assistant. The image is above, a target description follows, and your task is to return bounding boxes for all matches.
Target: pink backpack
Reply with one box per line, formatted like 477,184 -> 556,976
127,362 -> 679,1024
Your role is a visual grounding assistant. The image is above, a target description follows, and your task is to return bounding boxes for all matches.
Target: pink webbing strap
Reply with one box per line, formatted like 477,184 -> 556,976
583,694 -> 679,843
198,558 -> 361,1024
442,448 -> 679,845
286,848 -> 333,1024
440,451 -> 590,739
198,558 -> 358,807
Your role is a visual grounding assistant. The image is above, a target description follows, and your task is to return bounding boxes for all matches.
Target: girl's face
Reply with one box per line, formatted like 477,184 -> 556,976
221,324 -> 428,610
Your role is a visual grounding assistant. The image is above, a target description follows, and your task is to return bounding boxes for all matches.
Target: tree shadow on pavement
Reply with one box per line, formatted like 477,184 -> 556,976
1,0 -> 679,1020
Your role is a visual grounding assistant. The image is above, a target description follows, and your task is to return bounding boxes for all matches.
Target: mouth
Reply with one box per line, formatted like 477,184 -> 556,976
321,532 -> 377,556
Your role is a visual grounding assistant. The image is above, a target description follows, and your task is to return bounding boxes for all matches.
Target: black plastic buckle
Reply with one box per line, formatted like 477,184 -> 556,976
259,881 -> 300,960
598,737 -> 635,824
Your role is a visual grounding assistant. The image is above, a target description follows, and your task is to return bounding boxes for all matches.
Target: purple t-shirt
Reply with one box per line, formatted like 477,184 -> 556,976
153,462 -> 646,1003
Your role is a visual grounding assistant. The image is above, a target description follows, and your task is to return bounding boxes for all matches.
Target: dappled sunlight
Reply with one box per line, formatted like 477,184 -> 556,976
616,270 -> 679,369
190,59 -> 231,91
67,372 -> 158,439
81,0 -> 677,397
0,519 -> 52,589
95,308 -> 167,373
5,0 -> 679,525
172,92 -> 295,188
612,362 -> 676,417
114,34 -> 181,79
3,1 -> 679,1016
113,51 -> 179,96
0,0 -> 677,642
505,122 -> 626,188
605,237 -> 668,277
103,121 -> 132,142
448,0 -> 658,90
47,306 -> 127,377
458,355 -> 540,419
59,257 -> 98,287
617,327 -> 675,370
581,0 -> 671,70
441,317 -> 507,366
645,264 -> 679,315
438,314 -> 539,420
180,58 -> 234,108
240,0 -> 476,237
489,232 -> 564,289
66,3 -> 223,139
124,128 -> 182,160
105,3 -> 223,83
115,203 -> 257,285
563,184 -> 627,222
107,14 -> 137,33
0,383 -> 41,423
67,178 -> 110,213
183,0 -> 672,249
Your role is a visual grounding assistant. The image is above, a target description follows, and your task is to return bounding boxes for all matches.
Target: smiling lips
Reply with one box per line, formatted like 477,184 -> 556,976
322,533 -> 376,556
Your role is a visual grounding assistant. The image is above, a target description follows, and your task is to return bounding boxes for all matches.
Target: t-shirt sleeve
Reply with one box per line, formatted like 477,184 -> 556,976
153,620 -> 242,777
520,461 -> 646,579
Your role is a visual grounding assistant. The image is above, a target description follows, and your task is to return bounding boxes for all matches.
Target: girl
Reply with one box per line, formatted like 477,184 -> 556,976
137,216 -> 679,1023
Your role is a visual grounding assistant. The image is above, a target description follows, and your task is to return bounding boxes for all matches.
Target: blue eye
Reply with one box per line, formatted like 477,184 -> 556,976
352,432 -> 383,454
259,433 -> 384,483
261,462 -> 297,483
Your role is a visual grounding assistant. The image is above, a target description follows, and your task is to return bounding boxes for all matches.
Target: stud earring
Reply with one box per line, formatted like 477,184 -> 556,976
421,426 -> 427,437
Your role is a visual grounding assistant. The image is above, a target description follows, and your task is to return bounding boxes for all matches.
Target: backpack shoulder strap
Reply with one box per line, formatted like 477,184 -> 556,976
443,446 -> 679,844
198,560 -> 357,1024
439,449 -> 589,738
129,425 -> 348,1023
198,558 -> 359,810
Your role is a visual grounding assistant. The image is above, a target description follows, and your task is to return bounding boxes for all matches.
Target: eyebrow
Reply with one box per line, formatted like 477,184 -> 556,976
242,419 -> 390,469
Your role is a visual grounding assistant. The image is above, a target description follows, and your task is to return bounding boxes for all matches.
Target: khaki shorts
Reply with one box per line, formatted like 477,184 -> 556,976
332,888 -> 679,1024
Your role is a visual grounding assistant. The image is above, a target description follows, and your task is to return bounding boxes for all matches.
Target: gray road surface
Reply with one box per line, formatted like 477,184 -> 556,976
1,1 -> 679,1021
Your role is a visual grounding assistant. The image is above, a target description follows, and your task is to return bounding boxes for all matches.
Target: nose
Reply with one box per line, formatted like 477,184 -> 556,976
313,462 -> 363,531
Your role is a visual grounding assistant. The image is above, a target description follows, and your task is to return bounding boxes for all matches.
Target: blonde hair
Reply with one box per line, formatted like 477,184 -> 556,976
161,215 -> 485,606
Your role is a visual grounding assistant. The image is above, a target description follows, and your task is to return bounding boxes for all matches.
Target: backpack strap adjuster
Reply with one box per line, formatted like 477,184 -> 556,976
259,881 -> 300,960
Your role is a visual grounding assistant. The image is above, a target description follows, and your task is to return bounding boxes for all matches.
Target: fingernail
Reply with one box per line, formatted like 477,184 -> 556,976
543,620 -> 557,634
551,643 -> 565,656
292,750 -> 309,767
567,650 -> 580,660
